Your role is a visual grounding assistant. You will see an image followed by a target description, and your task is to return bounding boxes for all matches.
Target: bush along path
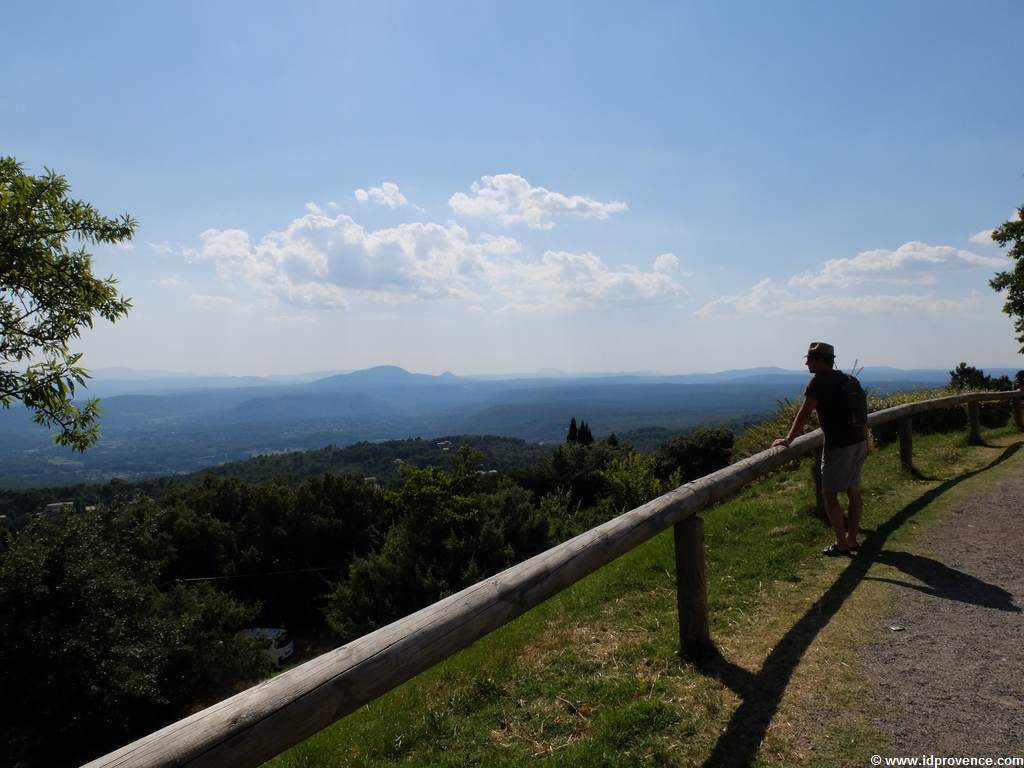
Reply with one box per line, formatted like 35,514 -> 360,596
267,426 -> 1024,768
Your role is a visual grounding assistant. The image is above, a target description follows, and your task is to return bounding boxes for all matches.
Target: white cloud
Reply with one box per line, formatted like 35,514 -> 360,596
654,252 -> 680,274
697,239 -> 1002,318
449,174 -> 628,230
487,250 -> 686,312
148,241 -> 176,256
788,241 -> 1007,290
696,279 -> 978,318
198,211 -> 516,308
190,293 -> 233,309
969,229 -> 995,245
353,182 -> 407,209
196,207 -> 684,311
159,275 -> 187,288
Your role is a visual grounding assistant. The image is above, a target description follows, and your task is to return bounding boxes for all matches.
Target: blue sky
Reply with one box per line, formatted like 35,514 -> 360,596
4,1 -> 1023,375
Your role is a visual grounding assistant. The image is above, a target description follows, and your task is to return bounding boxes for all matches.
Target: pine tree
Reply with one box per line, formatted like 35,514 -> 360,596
567,417 -> 578,443
578,421 -> 594,445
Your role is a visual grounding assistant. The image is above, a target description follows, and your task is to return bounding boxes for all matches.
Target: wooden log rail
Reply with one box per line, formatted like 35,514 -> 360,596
85,389 -> 1024,768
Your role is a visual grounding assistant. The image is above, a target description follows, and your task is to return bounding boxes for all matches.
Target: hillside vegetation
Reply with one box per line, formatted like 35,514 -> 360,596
0,378 -> 1016,767
266,426 -> 1024,768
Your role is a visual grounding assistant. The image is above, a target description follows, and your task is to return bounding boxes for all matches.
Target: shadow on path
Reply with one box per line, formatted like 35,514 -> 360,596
863,550 -> 1020,612
693,441 -> 1022,768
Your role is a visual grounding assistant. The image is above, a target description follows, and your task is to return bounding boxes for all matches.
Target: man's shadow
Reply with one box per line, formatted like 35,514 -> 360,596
690,441 -> 1022,768
865,550 -> 1019,612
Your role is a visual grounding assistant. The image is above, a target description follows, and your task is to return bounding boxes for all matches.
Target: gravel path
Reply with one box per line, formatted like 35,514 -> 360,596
859,460 -> 1024,757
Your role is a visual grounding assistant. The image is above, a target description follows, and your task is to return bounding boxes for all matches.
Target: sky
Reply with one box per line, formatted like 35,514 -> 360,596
3,1 -> 1023,376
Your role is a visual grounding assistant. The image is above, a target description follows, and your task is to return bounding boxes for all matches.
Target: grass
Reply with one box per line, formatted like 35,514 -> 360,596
266,424 -> 1024,768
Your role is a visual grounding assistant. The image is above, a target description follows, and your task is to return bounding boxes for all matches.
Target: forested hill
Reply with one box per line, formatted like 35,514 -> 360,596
197,434 -> 555,485
0,434 -> 551,524
0,426 -> 711,525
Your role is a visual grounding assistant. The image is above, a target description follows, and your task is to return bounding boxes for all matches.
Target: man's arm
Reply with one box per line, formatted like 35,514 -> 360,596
772,397 -> 817,448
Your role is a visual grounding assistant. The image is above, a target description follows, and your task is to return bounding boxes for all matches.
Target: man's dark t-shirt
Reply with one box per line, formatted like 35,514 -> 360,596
804,370 -> 865,448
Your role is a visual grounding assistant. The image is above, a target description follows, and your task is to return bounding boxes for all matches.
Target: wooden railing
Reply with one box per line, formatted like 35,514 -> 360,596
85,389 -> 1024,768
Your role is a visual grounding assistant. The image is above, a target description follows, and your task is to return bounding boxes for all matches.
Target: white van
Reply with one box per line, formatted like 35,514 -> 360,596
237,627 -> 294,668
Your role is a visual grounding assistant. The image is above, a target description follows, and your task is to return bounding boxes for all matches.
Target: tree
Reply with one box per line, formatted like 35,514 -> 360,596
989,206 -> 1024,353
577,420 -> 594,445
567,417 -> 578,443
949,362 -> 988,391
0,504 -> 264,766
1,157 -> 135,451
654,427 -> 735,482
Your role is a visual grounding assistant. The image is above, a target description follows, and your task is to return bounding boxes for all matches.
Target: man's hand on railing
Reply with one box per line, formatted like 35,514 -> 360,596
771,437 -> 791,448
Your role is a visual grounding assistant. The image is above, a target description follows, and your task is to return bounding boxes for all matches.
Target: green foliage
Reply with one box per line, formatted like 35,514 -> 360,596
4,369 -> 1015,764
731,398 -> 808,460
598,451 -> 677,512
325,449 -> 548,639
565,417 -> 595,445
654,427 -> 734,482
949,362 -> 988,390
268,426 -> 1024,768
989,206 -> 1024,353
0,504 -> 264,766
0,157 -> 136,451
948,361 -> 1013,392
867,389 -> 967,445
945,363 -> 1013,429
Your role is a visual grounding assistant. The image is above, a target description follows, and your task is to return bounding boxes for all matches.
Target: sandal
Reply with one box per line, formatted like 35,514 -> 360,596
822,542 -> 852,557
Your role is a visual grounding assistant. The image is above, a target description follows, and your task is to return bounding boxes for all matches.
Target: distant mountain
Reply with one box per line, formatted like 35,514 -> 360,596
310,365 -> 457,388
1,363 -> 1015,488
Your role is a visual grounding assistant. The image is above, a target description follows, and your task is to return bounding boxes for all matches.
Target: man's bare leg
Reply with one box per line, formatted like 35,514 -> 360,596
846,484 -> 863,549
824,492 -> 850,550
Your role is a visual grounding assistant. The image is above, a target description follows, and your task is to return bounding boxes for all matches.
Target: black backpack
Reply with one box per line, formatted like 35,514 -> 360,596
836,372 -> 868,428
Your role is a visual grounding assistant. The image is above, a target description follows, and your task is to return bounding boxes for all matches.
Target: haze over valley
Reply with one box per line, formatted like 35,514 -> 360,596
2,363 -> 1008,487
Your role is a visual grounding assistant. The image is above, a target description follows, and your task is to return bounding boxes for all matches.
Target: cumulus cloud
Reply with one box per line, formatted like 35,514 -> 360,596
449,174 -> 628,230
654,252 -> 680,274
197,215 -> 496,308
788,241 -> 1007,290
195,207 -> 684,311
697,239 -> 1002,318
354,182 -> 407,209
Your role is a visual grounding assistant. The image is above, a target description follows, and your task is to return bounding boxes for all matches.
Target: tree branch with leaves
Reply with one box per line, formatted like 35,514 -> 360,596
1,156 -> 135,450
989,206 -> 1024,357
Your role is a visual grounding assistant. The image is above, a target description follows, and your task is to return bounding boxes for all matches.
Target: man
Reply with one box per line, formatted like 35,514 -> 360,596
772,342 -> 869,556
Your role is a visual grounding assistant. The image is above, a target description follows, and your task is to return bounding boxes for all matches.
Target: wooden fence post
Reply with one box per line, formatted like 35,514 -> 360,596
674,515 -> 710,657
1013,395 -> 1023,430
967,401 -> 982,444
898,417 -> 913,468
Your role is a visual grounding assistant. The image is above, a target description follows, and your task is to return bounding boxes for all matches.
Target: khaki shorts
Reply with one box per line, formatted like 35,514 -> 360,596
821,440 -> 868,494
